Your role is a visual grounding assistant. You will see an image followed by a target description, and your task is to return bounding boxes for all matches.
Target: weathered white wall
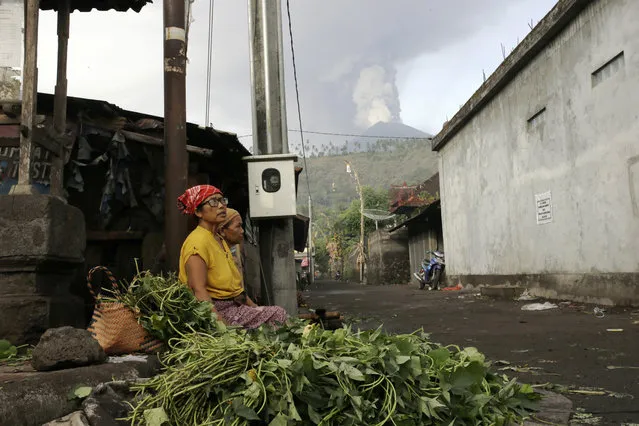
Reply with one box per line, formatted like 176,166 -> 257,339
439,0 -> 639,285
0,0 -> 24,103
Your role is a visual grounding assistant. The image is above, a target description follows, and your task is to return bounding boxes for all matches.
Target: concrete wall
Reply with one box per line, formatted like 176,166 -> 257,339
439,0 -> 639,305
367,228 -> 410,285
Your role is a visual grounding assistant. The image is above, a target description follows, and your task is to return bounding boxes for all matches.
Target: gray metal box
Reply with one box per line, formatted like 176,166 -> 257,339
243,154 -> 297,219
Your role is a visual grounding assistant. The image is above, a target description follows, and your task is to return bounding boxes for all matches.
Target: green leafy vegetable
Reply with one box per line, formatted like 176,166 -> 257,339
126,322 -> 539,425
0,340 -> 17,361
67,385 -> 92,401
143,407 -> 169,426
105,272 -> 539,425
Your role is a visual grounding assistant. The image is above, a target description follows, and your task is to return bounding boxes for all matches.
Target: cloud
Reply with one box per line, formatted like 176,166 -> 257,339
34,0 -> 556,146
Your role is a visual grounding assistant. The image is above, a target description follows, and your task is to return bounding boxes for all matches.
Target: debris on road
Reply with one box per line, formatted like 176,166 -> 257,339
570,408 -> 603,425
593,307 -> 606,318
442,284 -> 462,291
536,383 -> 634,400
517,289 -> 537,301
521,302 -> 558,311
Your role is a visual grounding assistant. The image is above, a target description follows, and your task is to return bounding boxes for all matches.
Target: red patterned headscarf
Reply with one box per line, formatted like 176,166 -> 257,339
177,185 -> 222,215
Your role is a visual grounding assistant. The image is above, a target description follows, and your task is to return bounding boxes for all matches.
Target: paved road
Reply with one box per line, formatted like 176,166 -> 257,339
302,280 -> 639,426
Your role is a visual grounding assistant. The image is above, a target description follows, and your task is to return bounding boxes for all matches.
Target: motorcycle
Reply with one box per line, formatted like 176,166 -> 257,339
413,250 -> 445,290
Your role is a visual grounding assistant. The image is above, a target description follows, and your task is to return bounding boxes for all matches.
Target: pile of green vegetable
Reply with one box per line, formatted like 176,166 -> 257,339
0,339 -> 18,361
0,339 -> 31,366
109,273 -> 539,425
128,325 -> 538,425
104,271 -> 222,343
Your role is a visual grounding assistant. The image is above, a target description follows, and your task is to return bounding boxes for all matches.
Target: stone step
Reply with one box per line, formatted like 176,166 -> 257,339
0,354 -> 160,426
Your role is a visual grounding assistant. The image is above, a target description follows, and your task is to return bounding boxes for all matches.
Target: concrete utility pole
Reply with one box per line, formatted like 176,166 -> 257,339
163,0 -> 188,272
248,0 -> 297,314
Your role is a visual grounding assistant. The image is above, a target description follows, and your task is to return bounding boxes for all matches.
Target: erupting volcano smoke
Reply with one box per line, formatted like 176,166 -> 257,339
353,65 -> 401,128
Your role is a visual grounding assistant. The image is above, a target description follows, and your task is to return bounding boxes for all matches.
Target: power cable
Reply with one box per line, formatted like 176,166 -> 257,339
237,129 -> 432,140
286,0 -> 314,283
204,0 -> 215,127
285,0 -> 311,202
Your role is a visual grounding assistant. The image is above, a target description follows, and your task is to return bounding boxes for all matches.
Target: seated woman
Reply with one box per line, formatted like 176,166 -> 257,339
176,185 -> 287,328
218,207 -> 259,306
218,208 -> 245,279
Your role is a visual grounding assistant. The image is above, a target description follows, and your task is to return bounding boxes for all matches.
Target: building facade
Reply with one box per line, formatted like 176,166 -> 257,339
432,0 -> 639,305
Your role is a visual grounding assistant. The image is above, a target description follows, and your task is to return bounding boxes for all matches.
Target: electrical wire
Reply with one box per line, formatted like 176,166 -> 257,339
286,0 -> 315,283
237,129 -> 432,140
204,0 -> 215,127
285,0 -> 312,202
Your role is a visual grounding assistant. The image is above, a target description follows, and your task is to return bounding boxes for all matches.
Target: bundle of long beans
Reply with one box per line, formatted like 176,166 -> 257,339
102,271 -> 223,343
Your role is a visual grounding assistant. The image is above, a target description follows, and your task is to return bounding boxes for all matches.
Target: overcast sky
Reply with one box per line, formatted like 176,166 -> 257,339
36,0 -> 557,149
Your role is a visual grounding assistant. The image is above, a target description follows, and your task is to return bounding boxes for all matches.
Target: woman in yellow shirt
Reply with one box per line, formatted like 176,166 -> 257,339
177,185 -> 287,328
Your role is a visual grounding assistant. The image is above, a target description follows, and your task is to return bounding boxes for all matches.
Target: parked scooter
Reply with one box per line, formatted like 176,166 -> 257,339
413,250 -> 445,290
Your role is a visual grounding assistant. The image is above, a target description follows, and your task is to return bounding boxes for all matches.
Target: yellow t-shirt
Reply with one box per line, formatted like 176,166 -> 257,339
178,226 -> 243,300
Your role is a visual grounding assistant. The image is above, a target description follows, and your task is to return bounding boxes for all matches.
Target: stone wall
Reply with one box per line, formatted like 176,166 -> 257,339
367,228 -> 410,286
0,195 -> 86,344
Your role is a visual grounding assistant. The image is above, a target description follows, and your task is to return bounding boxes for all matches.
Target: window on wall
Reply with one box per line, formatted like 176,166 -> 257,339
527,107 -> 546,129
592,51 -> 625,87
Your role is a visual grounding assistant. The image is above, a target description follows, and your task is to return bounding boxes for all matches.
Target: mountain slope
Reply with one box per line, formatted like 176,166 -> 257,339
346,121 -> 431,152
295,138 -> 438,212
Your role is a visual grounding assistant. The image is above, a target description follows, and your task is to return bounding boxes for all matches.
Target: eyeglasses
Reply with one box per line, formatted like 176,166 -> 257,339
201,197 -> 228,208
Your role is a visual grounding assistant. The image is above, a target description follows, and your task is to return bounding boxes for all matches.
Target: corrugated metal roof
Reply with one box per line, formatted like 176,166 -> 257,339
39,0 -> 151,13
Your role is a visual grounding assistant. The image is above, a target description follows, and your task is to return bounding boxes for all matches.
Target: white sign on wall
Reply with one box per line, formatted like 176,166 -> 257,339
535,191 -> 553,225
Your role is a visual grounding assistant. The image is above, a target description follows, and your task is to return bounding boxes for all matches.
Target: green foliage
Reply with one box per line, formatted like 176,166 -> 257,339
313,235 -> 330,273
300,139 -> 438,262
0,340 -> 17,361
335,186 -> 390,240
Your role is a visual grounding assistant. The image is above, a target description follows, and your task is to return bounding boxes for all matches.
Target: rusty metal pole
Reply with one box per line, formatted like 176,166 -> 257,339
163,0 -> 188,272
10,0 -> 39,195
50,0 -> 70,198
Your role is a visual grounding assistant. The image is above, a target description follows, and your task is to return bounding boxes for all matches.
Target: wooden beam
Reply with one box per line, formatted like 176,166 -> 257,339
50,0 -> 70,197
11,0 -> 39,194
119,129 -> 213,157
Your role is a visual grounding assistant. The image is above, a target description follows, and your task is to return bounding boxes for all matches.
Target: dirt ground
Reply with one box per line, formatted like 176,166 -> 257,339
302,280 -> 639,426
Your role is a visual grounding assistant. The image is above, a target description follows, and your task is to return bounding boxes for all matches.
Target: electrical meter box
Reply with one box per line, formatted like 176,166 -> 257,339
243,154 -> 298,219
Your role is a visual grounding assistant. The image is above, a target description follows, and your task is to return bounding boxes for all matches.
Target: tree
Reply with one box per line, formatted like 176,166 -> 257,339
335,186 -> 390,243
